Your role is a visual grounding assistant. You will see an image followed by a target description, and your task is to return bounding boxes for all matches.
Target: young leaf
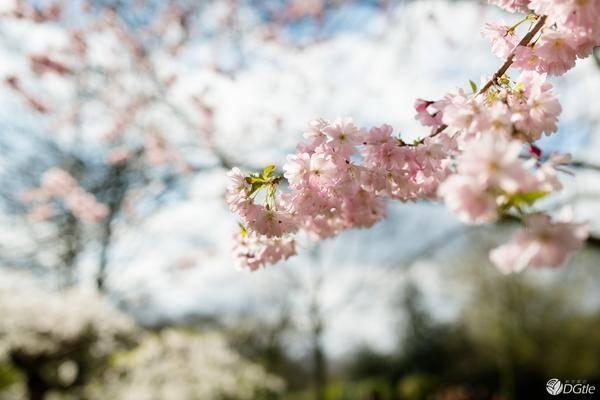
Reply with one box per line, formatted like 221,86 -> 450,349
262,165 -> 276,179
469,79 -> 478,94
511,191 -> 549,207
249,181 -> 264,196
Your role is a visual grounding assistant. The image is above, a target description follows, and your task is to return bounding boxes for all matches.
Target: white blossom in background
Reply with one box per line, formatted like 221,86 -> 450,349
0,274 -> 139,399
0,273 -> 283,399
0,282 -> 137,361
91,329 -> 284,400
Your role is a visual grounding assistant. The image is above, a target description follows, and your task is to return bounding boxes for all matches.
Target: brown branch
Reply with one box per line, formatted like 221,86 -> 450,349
569,159 -> 600,173
478,15 -> 547,95
411,123 -> 448,146
413,15 -> 548,145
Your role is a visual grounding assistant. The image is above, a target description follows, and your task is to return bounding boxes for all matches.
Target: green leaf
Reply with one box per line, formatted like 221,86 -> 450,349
249,182 -> 264,196
246,175 -> 267,184
511,191 -> 549,206
469,79 -> 478,94
262,165 -> 276,179
238,223 -> 247,237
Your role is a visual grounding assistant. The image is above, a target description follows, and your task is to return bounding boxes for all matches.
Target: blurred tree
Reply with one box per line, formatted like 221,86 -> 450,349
0,0 -> 241,290
90,328 -> 284,400
461,269 -> 600,399
0,281 -> 139,400
341,258 -> 600,400
0,0 -> 405,295
0,273 -> 286,400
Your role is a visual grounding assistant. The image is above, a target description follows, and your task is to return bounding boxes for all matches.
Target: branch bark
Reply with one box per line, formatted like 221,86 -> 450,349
414,15 -> 548,145
478,15 -> 547,95
96,163 -> 128,292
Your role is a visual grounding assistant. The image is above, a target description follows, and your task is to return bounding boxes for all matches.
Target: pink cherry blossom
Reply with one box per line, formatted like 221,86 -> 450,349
233,232 -> 296,271
491,1 -> 600,77
245,205 -> 297,238
456,136 -> 531,194
340,189 -> 386,228
572,28 -> 599,58
361,125 -> 404,170
533,152 -> 572,192
509,71 -> 561,140
490,214 -> 588,273
308,153 -> 338,188
28,203 -> 56,221
281,187 -> 334,216
19,188 -> 48,204
513,45 -> 542,71
483,22 -> 520,59
64,189 -> 109,223
322,117 -> 363,159
437,133 -> 570,227
534,30 -> 578,76
488,0 -> 531,13
225,0 -> 600,272
414,99 -> 444,128
438,175 -> 499,224
40,168 -> 77,197
105,147 -> 130,166
225,167 -> 252,213
529,0 -> 600,34
441,90 -> 489,138
299,118 -> 328,153
363,124 -> 395,146
487,101 -> 513,137
283,153 -> 311,189
25,167 -> 109,224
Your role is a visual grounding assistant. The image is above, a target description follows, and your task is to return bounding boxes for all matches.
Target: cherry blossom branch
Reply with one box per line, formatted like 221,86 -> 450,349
478,15 -> 547,95
414,15 -> 548,145
225,0 -> 600,274
412,123 -> 447,146
568,159 -> 600,173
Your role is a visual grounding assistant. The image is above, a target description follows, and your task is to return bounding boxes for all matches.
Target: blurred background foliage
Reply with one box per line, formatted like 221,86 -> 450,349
0,0 -> 599,399
3,247 -> 600,400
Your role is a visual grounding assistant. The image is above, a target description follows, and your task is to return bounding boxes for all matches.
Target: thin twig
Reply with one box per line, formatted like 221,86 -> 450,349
478,15 -> 547,95
411,123 -> 448,146
413,15 -> 548,145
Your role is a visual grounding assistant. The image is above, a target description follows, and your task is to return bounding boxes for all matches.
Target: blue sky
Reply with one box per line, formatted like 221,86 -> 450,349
1,0 -> 599,358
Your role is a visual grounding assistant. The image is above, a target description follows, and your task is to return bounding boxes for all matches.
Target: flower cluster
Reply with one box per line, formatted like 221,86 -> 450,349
489,0 -> 532,13
232,232 -> 297,271
20,167 -> 108,223
227,119 -> 454,270
438,134 -> 562,224
486,1 -> 600,76
226,0 -> 595,274
411,68 -> 587,272
441,71 -> 561,142
490,213 -> 588,273
430,73 -> 587,272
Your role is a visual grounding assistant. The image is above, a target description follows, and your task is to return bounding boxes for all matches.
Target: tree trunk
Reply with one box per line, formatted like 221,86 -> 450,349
312,325 -> 326,400
309,291 -> 327,400
95,164 -> 127,292
26,372 -> 48,400
96,215 -> 112,291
